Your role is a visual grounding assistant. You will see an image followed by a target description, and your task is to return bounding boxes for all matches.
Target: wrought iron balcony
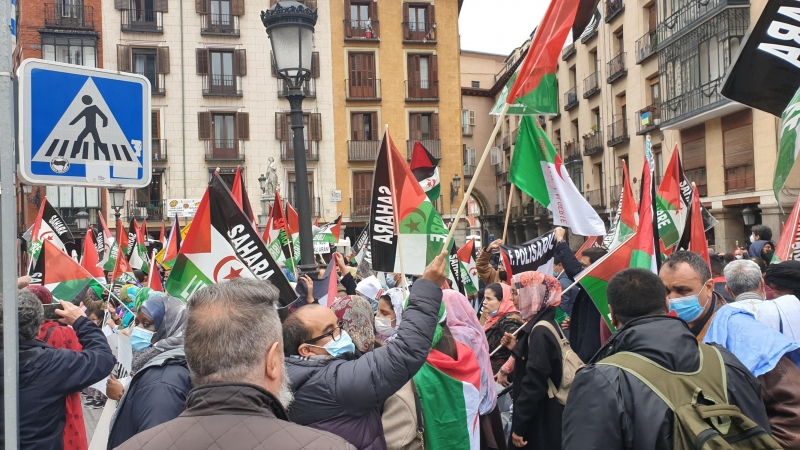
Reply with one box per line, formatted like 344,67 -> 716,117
656,0 -> 748,48
402,21 -> 436,43
636,29 -> 658,64
583,132 -> 604,156
201,13 -> 239,36
405,80 -> 438,101
406,140 -> 441,159
564,141 -> 581,163
636,104 -> 661,135
585,189 -> 606,208
562,42 -> 576,60
346,78 -> 381,100
503,135 -> 511,151
607,53 -> 627,83
344,19 -> 379,40
583,72 -> 600,99
724,163 -> 755,193
280,141 -> 319,161
512,128 -> 519,144
203,74 -> 243,97
44,3 -> 94,29
204,140 -> 245,161
120,9 -> 162,33
278,78 -> 316,98
350,198 -> 371,219
152,139 -> 167,162
605,0 -> 624,22
609,184 -> 623,207
607,118 -> 629,147
348,140 -> 381,161
127,200 -> 165,221
287,197 -> 321,218
581,27 -> 598,44
135,72 -> 165,95
564,87 -> 579,111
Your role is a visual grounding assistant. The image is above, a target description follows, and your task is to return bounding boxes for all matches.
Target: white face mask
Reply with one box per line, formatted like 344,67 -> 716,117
375,317 -> 395,336
735,255 -> 743,260
750,235 -> 756,243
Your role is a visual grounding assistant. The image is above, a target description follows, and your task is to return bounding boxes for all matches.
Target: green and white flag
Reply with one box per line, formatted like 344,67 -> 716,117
775,86 -> 800,202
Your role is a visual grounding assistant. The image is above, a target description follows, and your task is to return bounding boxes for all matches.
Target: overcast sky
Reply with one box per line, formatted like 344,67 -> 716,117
459,0 -> 549,56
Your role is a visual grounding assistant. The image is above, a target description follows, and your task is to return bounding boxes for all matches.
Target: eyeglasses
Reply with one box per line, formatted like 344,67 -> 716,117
304,321 -> 344,345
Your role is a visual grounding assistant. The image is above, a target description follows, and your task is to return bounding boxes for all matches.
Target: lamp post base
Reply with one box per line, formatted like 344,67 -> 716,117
297,262 -> 319,280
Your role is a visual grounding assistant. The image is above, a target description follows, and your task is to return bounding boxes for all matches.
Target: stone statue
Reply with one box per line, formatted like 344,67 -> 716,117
265,157 -> 279,200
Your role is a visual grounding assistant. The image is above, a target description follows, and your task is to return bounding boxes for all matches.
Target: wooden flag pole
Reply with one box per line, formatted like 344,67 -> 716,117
501,184 -> 516,242
444,103 -> 510,250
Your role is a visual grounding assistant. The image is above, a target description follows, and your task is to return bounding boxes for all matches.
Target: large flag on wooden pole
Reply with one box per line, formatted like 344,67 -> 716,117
604,160 -> 638,251
81,227 -> 105,279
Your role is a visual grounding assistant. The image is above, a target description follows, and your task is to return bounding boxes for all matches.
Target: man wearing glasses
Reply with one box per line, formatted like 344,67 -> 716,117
282,252 -> 449,450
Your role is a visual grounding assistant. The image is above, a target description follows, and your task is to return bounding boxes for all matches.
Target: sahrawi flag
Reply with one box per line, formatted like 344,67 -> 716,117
313,214 -> 343,248
604,160 -> 638,251
775,191 -> 800,262
81,227 -> 105,280
370,127 -> 450,276
775,85 -> 800,202
457,239 -> 479,296
157,216 -> 188,270
128,218 -> 149,274
656,144 -> 686,252
166,175 -> 294,303
490,0 -> 581,115
630,141 -> 661,273
110,235 -> 137,287
510,116 -> 605,236
263,191 -> 296,271
28,198 -> 75,261
31,240 -> 99,301
410,141 -> 441,202
413,341 -> 481,450
102,219 -> 127,272
96,214 -> 114,269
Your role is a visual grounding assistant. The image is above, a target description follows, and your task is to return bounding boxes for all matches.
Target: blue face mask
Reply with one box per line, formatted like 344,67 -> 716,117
668,285 -> 708,322
386,275 -> 397,289
488,309 -> 499,317
130,327 -> 155,351
323,330 -> 356,357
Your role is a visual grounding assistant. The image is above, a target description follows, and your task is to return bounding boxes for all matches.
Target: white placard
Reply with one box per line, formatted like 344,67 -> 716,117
166,199 -> 201,218
330,190 -> 342,202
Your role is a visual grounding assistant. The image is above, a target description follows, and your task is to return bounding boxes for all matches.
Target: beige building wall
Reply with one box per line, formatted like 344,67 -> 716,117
101,0 -> 337,229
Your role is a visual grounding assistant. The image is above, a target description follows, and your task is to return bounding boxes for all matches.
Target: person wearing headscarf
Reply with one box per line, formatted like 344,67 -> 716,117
376,288 -> 405,343
109,284 -> 139,328
445,290 -> 507,450
28,285 -> 90,450
106,296 -> 192,450
483,282 -> 523,373
356,275 -> 384,311
507,271 -> 563,449
330,295 -> 376,354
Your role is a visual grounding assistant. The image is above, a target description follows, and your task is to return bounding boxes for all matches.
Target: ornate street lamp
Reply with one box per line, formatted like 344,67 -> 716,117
262,1 -> 318,277
742,206 -> 757,226
450,174 -> 461,203
75,210 -> 90,230
108,188 -> 127,221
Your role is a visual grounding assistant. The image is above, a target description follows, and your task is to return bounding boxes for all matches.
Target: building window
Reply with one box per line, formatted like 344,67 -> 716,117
197,111 -> 248,160
117,45 -> 169,94
45,186 -> 101,226
347,52 -> 377,99
471,80 -> 480,89
402,3 -> 435,41
681,124 -> 707,196
350,1 -> 370,25
407,54 -> 438,99
133,48 -> 157,88
722,110 -> 755,192
42,35 -> 97,67
351,112 -> 378,141
197,48 -> 245,96
287,172 -> 315,212
211,50 -> 235,91
352,172 -> 373,217
409,112 -> 439,140
210,0 -> 231,26
275,112 -> 321,160
213,114 -> 236,152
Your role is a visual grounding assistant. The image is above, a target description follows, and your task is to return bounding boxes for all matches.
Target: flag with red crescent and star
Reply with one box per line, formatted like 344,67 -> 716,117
27,197 -> 74,263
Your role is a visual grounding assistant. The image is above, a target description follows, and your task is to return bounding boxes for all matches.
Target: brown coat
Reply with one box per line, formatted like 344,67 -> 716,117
114,383 -> 355,450
476,248 -> 500,286
381,382 -> 423,450
759,355 -> 800,450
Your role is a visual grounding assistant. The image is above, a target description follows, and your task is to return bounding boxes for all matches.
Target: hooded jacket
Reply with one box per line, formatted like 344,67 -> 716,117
285,279 -> 443,450
562,316 -> 771,450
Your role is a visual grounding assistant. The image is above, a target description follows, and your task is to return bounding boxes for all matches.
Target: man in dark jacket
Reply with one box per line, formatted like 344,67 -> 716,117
283,252 -> 449,450
116,279 -> 354,450
563,269 -> 771,450
552,227 -> 606,361
1,289 -> 115,450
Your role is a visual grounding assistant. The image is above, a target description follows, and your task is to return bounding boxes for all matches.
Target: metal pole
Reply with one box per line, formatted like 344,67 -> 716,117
287,85 -> 316,277
1,0 -> 19,441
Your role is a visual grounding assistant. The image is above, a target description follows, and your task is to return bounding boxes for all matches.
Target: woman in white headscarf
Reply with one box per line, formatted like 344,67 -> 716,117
375,288 -> 405,343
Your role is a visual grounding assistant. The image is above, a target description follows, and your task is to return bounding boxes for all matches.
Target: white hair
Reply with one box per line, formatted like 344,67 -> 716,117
724,260 -> 763,297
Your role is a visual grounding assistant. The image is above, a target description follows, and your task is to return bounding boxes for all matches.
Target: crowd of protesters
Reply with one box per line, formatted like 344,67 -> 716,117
3,224 -> 800,450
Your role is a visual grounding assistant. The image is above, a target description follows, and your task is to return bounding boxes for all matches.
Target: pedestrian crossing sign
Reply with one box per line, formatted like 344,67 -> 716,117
17,59 -> 152,188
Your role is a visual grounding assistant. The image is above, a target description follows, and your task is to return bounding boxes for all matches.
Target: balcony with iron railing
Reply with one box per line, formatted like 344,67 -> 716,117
128,200 -> 165,221
44,3 -> 94,29
581,27 -> 598,44
280,141 -> 319,162
562,42 -> 576,60
564,87 -> 579,111
502,134 -> 511,151
583,131 -> 604,156
636,104 -> 661,135
656,0 -> 748,47
204,140 -> 245,161
120,9 -> 162,33
344,19 -> 379,40
586,189 -> 606,208
406,140 -> 441,159
135,73 -> 166,95
512,128 -> 519,144
278,78 -> 316,98
583,72 -> 600,98
464,163 -> 476,177
201,13 -> 239,36
636,29 -> 658,63
346,78 -> 381,100
203,74 -> 243,96
152,139 -> 167,162
609,184 -> 623,207
685,167 -> 708,197
405,80 -> 439,101
607,53 -> 627,83
606,0 -> 625,22
287,197 -> 321,218
607,119 -> 629,147
350,198 -> 371,219
499,171 -> 510,186
348,140 -> 381,161
564,141 -> 581,163
724,163 -> 755,193
402,22 -> 436,43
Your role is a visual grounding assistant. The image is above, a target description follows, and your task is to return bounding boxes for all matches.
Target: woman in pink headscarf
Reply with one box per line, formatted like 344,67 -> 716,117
483,283 -> 523,373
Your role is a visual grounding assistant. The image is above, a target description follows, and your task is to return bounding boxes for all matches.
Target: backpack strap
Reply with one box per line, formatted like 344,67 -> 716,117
597,344 -> 728,411
43,326 -> 57,345
531,320 -> 566,399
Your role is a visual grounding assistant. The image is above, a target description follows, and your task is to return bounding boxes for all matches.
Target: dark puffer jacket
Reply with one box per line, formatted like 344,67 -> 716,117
115,383 -> 354,450
285,279 -> 443,450
562,316 -> 772,450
